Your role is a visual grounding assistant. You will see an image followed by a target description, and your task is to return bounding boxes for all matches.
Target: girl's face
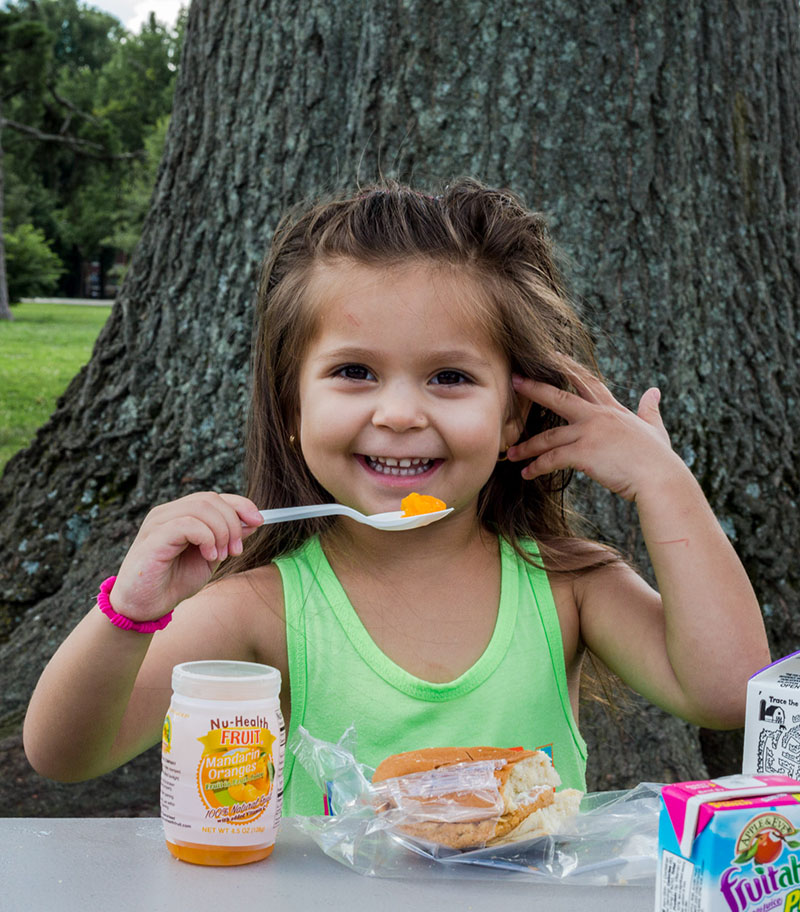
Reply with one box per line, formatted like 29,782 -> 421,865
297,260 -> 522,519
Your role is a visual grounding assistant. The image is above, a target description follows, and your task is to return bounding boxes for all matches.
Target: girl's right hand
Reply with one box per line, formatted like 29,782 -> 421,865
109,493 -> 264,623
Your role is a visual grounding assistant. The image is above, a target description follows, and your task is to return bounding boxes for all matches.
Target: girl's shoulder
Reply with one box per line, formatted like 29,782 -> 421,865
204,562 -> 286,620
535,538 -> 643,673
203,534 -> 321,623
195,563 -> 288,672
515,533 -> 627,577
532,534 -> 637,610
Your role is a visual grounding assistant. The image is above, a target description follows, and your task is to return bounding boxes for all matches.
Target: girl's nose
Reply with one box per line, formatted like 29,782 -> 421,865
371,382 -> 428,432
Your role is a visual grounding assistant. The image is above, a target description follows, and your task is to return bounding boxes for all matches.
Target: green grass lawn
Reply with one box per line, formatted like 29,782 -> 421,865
0,301 -> 111,470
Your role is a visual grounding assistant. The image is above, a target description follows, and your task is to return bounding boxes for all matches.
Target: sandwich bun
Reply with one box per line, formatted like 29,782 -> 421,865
372,746 -> 581,850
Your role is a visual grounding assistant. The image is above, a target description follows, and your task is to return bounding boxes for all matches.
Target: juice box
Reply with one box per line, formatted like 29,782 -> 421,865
656,774 -> 800,912
743,653 -> 800,778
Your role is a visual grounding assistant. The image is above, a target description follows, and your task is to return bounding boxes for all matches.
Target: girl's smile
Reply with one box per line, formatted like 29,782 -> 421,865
359,454 -> 439,474
359,455 -> 441,477
297,260 -> 522,518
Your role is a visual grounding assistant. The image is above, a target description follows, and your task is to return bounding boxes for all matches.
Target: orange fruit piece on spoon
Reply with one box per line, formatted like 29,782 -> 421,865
400,492 -> 447,516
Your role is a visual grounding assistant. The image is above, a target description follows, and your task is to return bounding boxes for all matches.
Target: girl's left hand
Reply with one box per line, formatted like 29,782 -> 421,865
508,364 -> 686,502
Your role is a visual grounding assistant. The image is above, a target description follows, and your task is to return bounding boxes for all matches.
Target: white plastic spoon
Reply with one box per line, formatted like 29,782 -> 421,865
257,503 -> 452,531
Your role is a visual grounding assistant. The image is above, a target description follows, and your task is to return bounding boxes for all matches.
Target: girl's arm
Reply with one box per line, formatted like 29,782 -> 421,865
509,368 -> 770,728
23,493 -> 273,781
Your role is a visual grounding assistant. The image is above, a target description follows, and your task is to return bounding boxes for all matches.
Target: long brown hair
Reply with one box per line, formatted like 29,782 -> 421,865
222,177 -> 618,577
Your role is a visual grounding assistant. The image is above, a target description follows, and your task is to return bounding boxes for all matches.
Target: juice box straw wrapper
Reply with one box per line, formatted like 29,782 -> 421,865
656,774 -> 800,912
743,652 -> 800,778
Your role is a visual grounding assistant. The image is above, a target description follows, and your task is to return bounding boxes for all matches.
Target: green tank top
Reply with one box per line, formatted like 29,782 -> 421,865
275,535 -> 587,816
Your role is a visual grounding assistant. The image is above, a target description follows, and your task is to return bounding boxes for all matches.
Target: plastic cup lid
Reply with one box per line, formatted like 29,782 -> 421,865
171,660 -> 281,700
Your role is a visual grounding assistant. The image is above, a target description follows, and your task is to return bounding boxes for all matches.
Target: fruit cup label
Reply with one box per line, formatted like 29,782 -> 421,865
161,708 -> 284,848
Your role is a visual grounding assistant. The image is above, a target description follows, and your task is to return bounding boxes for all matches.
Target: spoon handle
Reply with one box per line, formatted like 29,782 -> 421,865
258,504 -> 352,525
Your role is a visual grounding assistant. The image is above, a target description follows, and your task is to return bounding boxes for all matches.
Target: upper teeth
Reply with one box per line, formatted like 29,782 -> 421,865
367,456 -> 433,476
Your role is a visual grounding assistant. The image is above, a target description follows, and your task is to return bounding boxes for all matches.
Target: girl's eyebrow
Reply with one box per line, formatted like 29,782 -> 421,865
314,345 -> 378,361
317,345 -> 491,367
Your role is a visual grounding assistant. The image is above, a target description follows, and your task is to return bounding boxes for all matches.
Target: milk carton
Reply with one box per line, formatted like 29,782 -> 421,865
744,653 -> 800,778
656,774 -> 800,912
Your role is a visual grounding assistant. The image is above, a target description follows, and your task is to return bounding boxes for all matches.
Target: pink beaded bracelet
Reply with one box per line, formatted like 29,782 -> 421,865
97,576 -> 173,633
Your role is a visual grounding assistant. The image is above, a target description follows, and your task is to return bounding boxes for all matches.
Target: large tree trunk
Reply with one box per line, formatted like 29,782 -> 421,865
1,0 -> 798,816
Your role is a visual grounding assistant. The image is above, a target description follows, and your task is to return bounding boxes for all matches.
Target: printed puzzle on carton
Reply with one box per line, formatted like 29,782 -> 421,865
744,653 -> 800,779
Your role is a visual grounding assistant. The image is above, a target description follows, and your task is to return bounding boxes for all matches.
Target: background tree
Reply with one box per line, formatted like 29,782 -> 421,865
0,0 -> 798,815
0,7 -> 54,317
0,1 -> 184,310
4,222 -> 63,300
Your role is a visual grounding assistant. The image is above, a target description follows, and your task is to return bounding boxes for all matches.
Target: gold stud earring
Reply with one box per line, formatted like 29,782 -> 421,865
289,434 -> 296,446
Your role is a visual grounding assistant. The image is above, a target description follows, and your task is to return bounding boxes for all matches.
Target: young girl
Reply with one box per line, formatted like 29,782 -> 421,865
23,179 -> 770,815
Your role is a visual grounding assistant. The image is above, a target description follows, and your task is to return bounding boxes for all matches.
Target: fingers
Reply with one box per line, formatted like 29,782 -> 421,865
511,374 -> 593,422
511,363 -> 622,418
218,494 -> 266,533
509,367 -> 673,496
549,355 -> 617,407
112,492 -> 264,622
145,492 -> 262,563
507,424 -> 579,467
519,447 -> 576,481
637,388 -> 671,444
508,369 -> 613,474
508,424 -> 593,481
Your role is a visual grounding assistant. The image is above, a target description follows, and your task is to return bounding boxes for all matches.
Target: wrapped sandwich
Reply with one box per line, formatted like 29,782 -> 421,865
372,746 -> 582,850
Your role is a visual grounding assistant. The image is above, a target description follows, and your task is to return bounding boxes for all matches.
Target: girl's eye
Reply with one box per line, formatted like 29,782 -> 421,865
430,370 -> 471,386
336,364 -> 375,381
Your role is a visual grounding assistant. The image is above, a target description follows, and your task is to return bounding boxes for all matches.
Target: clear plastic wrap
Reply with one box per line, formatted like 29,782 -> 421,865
288,726 -> 660,885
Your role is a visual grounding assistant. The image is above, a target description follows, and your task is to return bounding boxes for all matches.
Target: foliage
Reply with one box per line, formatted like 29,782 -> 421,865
103,114 -> 169,273
0,299 -> 109,468
1,1 -> 185,297
26,0 -> 124,68
94,17 -> 181,151
0,7 -> 54,99
3,221 -> 64,302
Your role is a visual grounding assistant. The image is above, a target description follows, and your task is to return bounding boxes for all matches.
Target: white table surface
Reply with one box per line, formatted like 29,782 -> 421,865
1,817 -> 655,911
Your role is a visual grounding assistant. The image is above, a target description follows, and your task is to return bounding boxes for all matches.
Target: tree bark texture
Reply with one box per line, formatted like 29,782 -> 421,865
1,0 -> 798,816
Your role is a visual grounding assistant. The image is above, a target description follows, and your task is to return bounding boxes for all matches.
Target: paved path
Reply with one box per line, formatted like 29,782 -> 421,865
20,297 -> 114,307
